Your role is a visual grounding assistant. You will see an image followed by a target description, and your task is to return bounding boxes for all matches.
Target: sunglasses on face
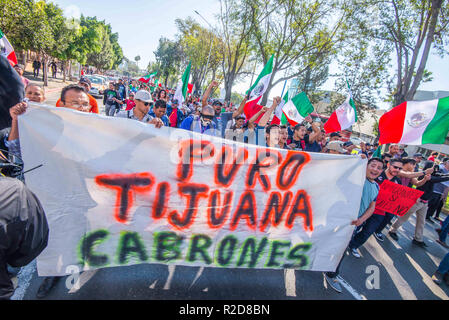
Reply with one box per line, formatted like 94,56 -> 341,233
201,114 -> 214,120
137,100 -> 152,106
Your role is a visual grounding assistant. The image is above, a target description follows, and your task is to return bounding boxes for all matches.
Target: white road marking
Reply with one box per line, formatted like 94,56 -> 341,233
364,239 -> 417,299
11,260 -> 37,300
163,265 -> 176,290
337,276 -> 366,300
284,269 -> 296,297
189,266 -> 204,289
68,269 -> 98,293
149,280 -> 158,289
404,253 -> 449,300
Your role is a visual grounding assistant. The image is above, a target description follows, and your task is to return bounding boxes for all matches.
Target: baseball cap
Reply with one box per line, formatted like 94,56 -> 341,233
212,99 -> 223,106
235,115 -> 246,120
343,141 -> 354,147
413,153 -> 423,158
79,77 -> 91,86
327,141 -> 347,154
14,64 -> 25,69
330,132 -> 341,138
172,99 -> 179,105
135,90 -> 153,103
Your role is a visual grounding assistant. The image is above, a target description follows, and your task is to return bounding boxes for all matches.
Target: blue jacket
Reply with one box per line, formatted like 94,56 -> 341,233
148,111 -> 170,127
180,115 -> 217,136
166,104 -> 185,128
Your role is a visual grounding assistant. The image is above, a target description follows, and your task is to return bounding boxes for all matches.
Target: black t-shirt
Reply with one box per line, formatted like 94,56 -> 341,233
289,135 -> 310,151
103,89 -> 119,106
375,171 -> 401,186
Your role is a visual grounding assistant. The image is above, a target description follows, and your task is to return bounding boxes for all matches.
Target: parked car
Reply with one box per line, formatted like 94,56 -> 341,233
85,75 -> 106,98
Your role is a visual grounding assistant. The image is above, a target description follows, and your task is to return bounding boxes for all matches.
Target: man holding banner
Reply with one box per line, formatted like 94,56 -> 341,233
348,158 -> 404,257
324,157 -> 384,293
389,161 -> 449,247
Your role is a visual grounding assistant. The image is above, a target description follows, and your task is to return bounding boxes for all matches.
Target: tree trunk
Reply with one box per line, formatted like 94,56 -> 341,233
63,61 -> 67,82
224,73 -> 235,102
42,55 -> 48,87
68,60 -> 73,81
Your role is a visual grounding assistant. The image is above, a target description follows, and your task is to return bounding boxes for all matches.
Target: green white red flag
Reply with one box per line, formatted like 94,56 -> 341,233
0,29 -> 18,66
324,81 -> 357,133
138,71 -> 157,83
271,91 -> 288,125
379,96 -> 449,145
281,92 -> 314,126
243,55 -> 274,119
173,62 -> 191,105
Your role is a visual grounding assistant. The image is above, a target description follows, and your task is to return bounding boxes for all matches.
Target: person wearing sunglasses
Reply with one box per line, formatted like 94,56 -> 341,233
56,77 -> 99,114
180,105 -> 217,136
348,158 -> 405,258
115,90 -> 163,128
389,160 -> 449,248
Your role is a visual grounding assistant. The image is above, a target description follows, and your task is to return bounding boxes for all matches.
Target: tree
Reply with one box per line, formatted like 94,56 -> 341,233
331,37 -> 391,120
134,55 -> 141,68
248,0 -> 352,105
218,0 -> 263,102
175,17 -> 224,94
83,17 -> 123,72
350,0 -> 449,106
153,37 -> 183,87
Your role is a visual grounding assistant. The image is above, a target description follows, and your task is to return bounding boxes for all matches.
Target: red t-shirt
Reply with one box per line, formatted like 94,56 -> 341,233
125,99 -> 136,111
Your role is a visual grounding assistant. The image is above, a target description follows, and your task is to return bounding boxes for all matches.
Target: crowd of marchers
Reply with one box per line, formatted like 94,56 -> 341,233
2,59 -> 449,299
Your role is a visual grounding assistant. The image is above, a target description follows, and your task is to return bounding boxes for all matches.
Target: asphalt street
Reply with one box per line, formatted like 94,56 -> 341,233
12,90 -> 449,300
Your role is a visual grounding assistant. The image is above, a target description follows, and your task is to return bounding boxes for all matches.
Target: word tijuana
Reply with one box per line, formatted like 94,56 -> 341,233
95,139 -> 313,232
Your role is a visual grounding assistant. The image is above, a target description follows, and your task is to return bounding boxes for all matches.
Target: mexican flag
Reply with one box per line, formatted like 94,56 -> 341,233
138,71 -> 157,83
281,92 -> 314,126
379,96 -> 449,145
243,55 -> 274,119
324,81 -> 357,133
150,79 -> 159,93
372,146 -> 382,158
271,91 -> 288,125
0,29 -> 18,66
173,61 -> 191,105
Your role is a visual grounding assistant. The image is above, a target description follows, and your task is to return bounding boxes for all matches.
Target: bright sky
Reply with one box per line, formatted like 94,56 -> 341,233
52,0 -> 449,108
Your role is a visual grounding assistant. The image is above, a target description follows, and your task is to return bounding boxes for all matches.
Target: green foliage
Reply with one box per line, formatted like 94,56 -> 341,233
345,0 -> 449,106
0,0 -> 123,74
153,37 -> 183,86
175,17 -> 223,92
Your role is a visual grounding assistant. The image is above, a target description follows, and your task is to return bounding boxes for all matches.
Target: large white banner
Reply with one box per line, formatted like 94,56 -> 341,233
19,104 -> 366,276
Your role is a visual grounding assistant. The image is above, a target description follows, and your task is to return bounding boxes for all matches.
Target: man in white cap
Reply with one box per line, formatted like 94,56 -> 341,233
325,141 -> 348,155
115,90 -> 163,128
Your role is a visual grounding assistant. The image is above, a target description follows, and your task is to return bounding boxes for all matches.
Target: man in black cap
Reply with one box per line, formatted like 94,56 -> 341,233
329,132 -> 342,142
413,153 -> 424,172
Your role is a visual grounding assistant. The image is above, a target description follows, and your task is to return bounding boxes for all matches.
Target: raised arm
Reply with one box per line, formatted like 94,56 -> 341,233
249,106 -> 268,126
232,96 -> 248,118
257,96 -> 281,127
399,167 -> 433,179
307,116 -> 321,143
201,80 -> 219,107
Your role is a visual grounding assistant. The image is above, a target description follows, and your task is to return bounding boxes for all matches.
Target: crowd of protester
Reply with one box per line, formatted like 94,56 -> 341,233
2,57 -> 449,299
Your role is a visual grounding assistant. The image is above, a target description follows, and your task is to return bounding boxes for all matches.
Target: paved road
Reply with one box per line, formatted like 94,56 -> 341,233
12,91 -> 449,300
12,202 -> 449,299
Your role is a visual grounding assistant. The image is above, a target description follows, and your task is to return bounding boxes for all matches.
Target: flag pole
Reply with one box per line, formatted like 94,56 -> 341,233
247,58 -> 258,95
